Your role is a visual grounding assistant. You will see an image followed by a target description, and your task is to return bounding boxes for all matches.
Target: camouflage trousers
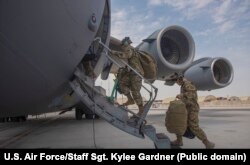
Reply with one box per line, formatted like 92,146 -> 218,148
82,61 -> 96,78
186,103 -> 207,141
118,72 -> 143,106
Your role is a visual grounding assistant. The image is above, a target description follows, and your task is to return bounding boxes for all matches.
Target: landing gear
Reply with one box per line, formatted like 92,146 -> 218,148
0,115 -> 28,123
0,118 -> 6,123
85,114 -> 99,119
75,109 -> 83,120
75,107 -> 99,120
85,114 -> 95,119
10,116 -> 27,122
19,116 -> 28,122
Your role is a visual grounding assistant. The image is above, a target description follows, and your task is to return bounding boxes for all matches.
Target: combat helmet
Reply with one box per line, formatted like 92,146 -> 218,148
170,72 -> 184,81
121,37 -> 132,46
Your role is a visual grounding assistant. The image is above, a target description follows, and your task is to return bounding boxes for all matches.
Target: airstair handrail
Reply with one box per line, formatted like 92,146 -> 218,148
94,37 -> 157,90
94,37 -> 158,126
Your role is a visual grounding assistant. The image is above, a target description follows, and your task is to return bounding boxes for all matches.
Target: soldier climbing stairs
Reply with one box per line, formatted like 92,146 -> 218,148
69,38 -> 171,148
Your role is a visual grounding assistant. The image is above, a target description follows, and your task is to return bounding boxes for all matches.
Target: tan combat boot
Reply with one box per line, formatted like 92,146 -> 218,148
171,135 -> 183,146
203,139 -> 215,149
137,105 -> 144,116
123,94 -> 135,106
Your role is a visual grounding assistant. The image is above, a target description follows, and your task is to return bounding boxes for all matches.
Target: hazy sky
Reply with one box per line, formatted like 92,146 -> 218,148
96,0 -> 250,99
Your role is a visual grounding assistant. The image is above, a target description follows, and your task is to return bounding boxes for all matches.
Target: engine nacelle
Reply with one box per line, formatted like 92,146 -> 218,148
137,25 -> 195,80
184,57 -> 234,90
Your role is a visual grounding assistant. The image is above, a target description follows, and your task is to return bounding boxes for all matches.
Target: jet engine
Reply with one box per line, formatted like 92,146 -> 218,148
107,25 -> 234,91
137,25 -> 195,80
184,57 -> 234,90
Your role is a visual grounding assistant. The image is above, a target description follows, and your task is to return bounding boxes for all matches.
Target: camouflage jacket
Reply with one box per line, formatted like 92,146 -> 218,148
111,48 -> 144,76
179,79 -> 198,105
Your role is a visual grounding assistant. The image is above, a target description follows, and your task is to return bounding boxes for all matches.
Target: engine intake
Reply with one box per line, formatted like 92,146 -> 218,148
184,57 -> 234,90
137,25 -> 195,80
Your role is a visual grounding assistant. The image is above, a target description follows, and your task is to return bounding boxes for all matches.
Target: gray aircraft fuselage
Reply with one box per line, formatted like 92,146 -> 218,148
0,0 -> 111,117
0,0 -> 234,119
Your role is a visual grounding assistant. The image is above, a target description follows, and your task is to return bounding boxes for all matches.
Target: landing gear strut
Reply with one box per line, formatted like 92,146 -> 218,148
75,109 -> 83,120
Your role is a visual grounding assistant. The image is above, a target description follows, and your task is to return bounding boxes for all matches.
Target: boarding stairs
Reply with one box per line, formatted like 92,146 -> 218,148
69,38 -> 171,148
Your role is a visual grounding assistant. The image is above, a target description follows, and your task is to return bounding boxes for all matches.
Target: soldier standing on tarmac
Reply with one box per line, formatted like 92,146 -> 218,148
171,73 -> 215,149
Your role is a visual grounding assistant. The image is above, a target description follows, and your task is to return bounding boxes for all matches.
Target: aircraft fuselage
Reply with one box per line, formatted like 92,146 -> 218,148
0,0 -> 110,117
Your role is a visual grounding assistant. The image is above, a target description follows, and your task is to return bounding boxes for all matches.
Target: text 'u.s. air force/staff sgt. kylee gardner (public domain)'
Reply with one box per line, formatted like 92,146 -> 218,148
2,152 -> 247,162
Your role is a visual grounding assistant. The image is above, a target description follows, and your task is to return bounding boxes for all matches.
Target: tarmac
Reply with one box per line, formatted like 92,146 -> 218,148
0,108 -> 250,149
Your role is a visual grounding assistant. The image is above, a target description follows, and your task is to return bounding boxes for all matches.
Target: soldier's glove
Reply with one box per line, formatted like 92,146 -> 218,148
110,50 -> 115,55
176,94 -> 182,99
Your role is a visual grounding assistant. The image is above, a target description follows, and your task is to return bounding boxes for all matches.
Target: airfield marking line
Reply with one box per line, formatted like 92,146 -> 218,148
0,116 -> 61,148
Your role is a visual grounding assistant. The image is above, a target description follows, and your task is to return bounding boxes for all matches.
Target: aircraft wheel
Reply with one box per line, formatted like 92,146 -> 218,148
85,114 -> 95,119
18,116 -> 28,122
10,117 -> 18,122
85,114 -> 99,119
75,109 -> 83,120
0,118 -> 5,123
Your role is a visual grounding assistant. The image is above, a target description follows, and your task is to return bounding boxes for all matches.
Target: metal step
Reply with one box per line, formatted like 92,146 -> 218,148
70,68 -> 171,148
70,80 -> 143,138
143,125 -> 171,149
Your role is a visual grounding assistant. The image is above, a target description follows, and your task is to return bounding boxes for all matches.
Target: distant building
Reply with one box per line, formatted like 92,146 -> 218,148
229,96 -> 241,101
116,97 -> 147,105
150,100 -> 162,108
217,97 -> 227,100
162,97 -> 176,104
204,95 -> 217,102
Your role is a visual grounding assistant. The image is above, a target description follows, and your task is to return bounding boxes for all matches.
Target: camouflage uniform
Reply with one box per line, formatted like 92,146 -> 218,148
178,79 -> 207,141
172,79 -> 215,148
82,46 -> 97,79
82,61 -> 96,79
112,47 -> 144,114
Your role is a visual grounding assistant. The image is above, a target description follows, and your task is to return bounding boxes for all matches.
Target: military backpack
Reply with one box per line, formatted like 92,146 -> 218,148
165,100 -> 187,135
136,50 -> 157,81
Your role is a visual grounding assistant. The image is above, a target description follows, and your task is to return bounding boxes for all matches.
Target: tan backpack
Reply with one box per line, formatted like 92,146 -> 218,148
165,100 -> 187,135
137,50 -> 157,81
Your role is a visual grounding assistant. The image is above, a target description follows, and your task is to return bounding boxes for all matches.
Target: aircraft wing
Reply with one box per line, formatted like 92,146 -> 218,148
108,26 -> 233,91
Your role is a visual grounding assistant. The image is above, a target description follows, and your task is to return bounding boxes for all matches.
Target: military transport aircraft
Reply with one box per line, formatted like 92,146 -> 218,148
0,0 -> 233,148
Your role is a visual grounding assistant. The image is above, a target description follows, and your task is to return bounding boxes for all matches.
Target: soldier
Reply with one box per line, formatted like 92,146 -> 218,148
82,46 -> 97,79
171,73 -> 215,149
111,37 -> 144,116
82,61 -> 96,79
